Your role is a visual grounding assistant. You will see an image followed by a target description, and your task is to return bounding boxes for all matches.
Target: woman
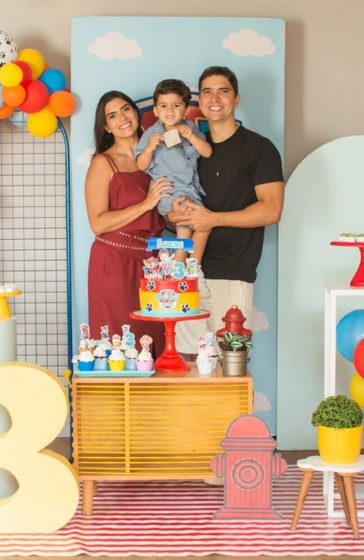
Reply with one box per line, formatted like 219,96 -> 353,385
85,91 -> 171,356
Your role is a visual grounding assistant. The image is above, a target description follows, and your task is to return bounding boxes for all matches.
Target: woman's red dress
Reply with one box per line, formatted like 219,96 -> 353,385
88,154 -> 166,357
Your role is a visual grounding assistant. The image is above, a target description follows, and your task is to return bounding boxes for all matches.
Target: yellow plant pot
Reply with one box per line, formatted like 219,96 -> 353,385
318,425 -> 363,464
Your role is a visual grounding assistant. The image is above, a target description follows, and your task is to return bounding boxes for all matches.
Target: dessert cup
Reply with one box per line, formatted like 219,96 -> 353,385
196,358 -> 213,375
210,355 -> 219,370
108,359 -> 125,371
125,357 -> 137,370
78,360 -> 95,372
94,357 -> 108,370
136,359 -> 154,372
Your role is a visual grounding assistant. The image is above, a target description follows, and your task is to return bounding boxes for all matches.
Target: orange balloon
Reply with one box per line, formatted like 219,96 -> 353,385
0,103 -> 15,119
48,90 -> 76,117
2,84 -> 26,107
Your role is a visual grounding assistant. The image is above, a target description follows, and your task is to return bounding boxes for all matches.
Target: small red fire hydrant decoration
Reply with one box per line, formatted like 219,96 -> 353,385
210,415 -> 287,520
215,305 -> 252,338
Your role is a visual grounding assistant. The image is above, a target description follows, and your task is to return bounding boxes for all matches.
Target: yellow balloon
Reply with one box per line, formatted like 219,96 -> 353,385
27,107 -> 58,138
17,48 -> 45,80
0,63 -> 23,87
350,372 -> 364,408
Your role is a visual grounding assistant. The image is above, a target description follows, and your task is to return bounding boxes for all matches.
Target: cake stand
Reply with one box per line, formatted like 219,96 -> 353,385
330,242 -> 364,287
130,310 -> 210,372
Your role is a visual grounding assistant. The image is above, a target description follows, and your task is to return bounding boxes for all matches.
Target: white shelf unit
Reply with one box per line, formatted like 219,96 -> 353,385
324,282 -> 364,517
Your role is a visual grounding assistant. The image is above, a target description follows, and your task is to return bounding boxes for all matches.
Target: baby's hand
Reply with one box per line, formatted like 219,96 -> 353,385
178,124 -> 193,140
147,134 -> 164,151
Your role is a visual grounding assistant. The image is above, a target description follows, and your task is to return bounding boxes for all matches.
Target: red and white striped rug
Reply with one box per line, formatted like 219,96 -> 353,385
2,466 -> 364,556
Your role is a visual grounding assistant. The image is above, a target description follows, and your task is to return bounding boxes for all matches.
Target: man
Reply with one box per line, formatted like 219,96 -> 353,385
168,66 -> 285,358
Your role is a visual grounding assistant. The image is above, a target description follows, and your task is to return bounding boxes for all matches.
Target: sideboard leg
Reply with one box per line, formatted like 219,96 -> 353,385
82,480 -> 94,515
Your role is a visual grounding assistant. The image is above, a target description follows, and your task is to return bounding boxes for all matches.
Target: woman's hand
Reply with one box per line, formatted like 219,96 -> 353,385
142,176 -> 173,211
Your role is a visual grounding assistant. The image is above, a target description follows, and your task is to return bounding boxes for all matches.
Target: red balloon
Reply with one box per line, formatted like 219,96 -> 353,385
354,338 -> 364,378
14,61 -> 32,86
18,80 -> 50,114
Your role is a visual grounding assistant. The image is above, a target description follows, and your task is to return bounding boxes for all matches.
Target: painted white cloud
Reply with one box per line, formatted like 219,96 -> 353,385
254,392 -> 271,412
88,31 -> 142,60
77,148 -> 95,169
251,305 -> 269,332
223,29 -> 276,57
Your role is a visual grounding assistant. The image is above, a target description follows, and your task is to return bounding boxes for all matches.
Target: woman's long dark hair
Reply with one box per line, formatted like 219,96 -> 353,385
93,91 -> 143,154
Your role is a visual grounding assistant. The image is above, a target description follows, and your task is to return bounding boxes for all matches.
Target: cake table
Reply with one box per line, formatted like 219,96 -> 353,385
130,310 -> 210,372
71,362 -> 253,514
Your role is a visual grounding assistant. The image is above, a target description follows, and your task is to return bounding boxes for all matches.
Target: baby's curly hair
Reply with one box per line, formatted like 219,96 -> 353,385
153,79 -> 191,107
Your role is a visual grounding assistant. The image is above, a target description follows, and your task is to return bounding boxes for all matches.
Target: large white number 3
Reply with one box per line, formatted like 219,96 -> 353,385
0,362 -> 79,533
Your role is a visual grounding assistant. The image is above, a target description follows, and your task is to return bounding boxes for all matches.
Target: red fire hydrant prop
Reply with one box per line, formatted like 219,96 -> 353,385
215,305 -> 252,338
210,415 -> 287,520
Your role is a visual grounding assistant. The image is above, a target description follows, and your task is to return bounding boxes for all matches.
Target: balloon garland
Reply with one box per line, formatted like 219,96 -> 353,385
0,31 -> 76,138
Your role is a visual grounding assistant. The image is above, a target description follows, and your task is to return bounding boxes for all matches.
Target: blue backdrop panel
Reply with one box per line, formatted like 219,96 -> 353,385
71,16 -> 285,432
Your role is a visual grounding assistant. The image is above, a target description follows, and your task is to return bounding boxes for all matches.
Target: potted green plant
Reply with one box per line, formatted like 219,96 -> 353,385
218,332 -> 253,377
311,394 -> 363,464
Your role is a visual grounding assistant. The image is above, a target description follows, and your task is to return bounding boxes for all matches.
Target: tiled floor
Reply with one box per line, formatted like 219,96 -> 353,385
4,440 -> 360,560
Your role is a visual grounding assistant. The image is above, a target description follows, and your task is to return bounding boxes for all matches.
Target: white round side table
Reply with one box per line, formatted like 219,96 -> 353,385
290,455 -> 364,540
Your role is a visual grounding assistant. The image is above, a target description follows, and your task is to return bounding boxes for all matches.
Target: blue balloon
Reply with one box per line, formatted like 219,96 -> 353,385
336,309 -> 364,362
39,68 -> 66,94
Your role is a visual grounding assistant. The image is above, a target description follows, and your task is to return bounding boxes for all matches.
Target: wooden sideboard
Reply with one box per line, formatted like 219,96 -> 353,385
71,363 -> 253,514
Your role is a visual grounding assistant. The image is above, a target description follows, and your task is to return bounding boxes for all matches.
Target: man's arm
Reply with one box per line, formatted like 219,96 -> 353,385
168,181 -> 285,232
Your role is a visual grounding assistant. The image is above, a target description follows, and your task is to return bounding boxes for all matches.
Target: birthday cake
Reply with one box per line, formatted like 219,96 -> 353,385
139,238 -> 200,317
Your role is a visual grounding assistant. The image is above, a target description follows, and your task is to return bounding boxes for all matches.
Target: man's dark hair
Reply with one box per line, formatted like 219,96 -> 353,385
153,79 -> 191,106
198,66 -> 239,96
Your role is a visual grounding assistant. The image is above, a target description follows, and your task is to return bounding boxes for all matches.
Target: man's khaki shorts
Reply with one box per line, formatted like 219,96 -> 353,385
175,279 -> 254,354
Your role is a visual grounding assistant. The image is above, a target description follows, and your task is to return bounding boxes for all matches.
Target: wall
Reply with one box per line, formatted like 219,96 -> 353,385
3,0 -> 364,180
3,1 -> 364,447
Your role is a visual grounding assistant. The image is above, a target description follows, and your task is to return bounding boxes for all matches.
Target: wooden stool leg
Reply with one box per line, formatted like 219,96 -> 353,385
93,480 -> 98,496
341,473 -> 360,540
82,480 -> 94,516
334,472 -> 351,525
291,469 -> 314,531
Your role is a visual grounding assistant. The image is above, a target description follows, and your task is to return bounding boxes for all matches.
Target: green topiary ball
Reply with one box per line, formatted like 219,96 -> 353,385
311,394 -> 363,429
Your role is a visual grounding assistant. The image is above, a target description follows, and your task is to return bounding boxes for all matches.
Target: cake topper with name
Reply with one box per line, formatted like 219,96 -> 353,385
144,238 -> 198,280
147,237 -> 194,253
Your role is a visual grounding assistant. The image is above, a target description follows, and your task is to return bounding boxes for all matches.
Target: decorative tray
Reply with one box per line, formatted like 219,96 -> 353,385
73,366 -> 155,378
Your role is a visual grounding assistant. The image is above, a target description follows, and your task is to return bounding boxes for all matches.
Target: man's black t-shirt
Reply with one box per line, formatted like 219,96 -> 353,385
198,126 -> 284,283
